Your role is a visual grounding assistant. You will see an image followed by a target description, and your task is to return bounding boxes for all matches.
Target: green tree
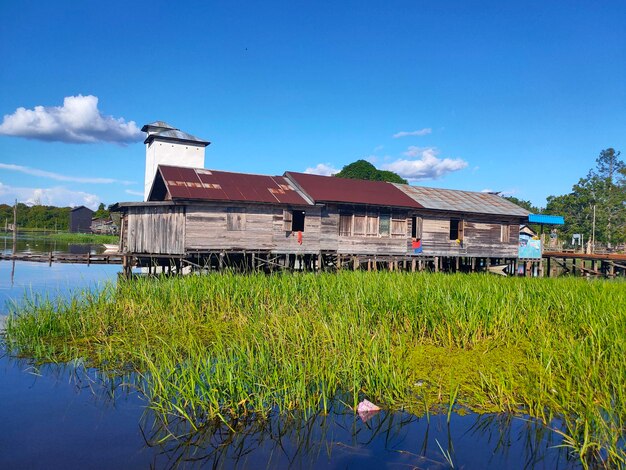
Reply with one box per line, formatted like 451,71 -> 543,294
546,148 -> 626,246
504,196 -> 539,213
0,203 -> 70,231
335,160 -> 408,184
93,203 -> 110,219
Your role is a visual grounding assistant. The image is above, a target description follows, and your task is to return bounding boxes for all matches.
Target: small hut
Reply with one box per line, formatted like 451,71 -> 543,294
69,206 -> 94,233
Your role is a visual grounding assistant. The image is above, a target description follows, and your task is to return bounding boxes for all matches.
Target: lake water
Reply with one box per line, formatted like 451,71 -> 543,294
0,232 -> 108,256
0,258 -> 583,469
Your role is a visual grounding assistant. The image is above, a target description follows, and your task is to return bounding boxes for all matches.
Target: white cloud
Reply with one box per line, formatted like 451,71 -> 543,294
304,163 -> 339,176
381,146 -> 468,181
0,163 -> 133,184
0,95 -> 142,144
0,182 -> 100,209
392,128 -> 432,139
124,189 -> 144,197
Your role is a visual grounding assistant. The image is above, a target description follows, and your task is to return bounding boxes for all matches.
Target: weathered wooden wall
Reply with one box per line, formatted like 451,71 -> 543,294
126,206 -> 185,254
418,213 -> 519,258
272,206 -> 322,254
120,203 -> 524,260
320,205 -> 411,255
185,203 -> 321,254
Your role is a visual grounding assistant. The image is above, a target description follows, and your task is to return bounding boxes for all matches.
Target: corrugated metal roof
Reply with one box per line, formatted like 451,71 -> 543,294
285,172 -> 422,209
528,214 -> 565,225
155,165 -> 311,205
394,184 -> 530,217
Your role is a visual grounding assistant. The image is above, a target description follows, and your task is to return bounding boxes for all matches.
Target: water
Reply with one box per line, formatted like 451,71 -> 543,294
0,232 -> 107,256
0,261 -> 119,321
0,355 -> 580,470
0,233 -> 118,321
0,261 -> 584,469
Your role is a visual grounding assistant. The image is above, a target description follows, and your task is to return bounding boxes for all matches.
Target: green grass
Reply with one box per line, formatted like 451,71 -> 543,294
3,272 -> 625,467
39,232 -> 119,244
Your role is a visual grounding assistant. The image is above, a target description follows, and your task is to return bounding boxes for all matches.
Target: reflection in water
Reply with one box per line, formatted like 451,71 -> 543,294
0,354 -> 582,469
139,398 -> 580,469
0,233 -> 105,256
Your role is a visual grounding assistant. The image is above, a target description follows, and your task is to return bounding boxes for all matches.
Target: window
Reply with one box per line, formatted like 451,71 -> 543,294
338,212 -> 405,238
339,214 -> 352,236
283,210 -> 306,231
391,216 -> 406,238
366,214 -> 378,237
227,208 -> 246,231
411,216 -> 423,239
379,214 -> 390,237
449,219 -> 463,241
500,224 -> 510,243
292,211 -> 305,231
353,215 -> 366,236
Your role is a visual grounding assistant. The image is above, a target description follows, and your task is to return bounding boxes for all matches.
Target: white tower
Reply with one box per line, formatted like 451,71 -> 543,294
142,121 -> 210,200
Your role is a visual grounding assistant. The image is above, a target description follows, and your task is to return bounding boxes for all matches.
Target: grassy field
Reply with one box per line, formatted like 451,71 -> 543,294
3,272 -> 625,467
39,232 -> 119,244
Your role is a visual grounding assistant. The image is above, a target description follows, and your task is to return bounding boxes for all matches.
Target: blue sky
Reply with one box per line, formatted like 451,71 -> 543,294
0,1 -> 624,209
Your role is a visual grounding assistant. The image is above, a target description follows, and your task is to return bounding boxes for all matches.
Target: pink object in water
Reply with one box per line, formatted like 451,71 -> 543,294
357,399 -> 381,422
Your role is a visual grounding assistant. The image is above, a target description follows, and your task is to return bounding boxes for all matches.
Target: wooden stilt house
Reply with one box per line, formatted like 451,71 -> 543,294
118,165 -> 318,259
116,165 -> 529,273
113,121 -> 530,273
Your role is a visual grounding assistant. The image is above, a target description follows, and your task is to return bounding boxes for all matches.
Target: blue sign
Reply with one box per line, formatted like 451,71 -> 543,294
519,233 -> 541,259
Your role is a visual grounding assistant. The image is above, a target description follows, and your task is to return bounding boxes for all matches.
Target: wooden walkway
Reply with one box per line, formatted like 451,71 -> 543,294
2,249 -> 623,277
543,251 -> 626,277
0,252 -> 123,265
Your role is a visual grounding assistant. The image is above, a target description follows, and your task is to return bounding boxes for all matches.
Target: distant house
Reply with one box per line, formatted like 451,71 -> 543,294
91,217 -> 119,235
69,206 -> 94,233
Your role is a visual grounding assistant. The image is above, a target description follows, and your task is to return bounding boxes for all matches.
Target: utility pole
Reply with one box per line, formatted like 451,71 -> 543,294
13,198 -> 17,255
591,204 -> 596,254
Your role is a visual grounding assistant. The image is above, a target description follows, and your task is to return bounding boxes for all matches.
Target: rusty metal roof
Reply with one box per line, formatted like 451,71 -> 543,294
285,172 -> 422,209
394,184 -> 530,217
154,165 -> 311,205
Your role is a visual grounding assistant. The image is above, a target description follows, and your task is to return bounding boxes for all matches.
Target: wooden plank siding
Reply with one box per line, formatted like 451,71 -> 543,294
127,206 -> 185,254
120,204 -> 523,259
185,203 -> 321,254
320,205 -> 410,255
416,213 -> 519,258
